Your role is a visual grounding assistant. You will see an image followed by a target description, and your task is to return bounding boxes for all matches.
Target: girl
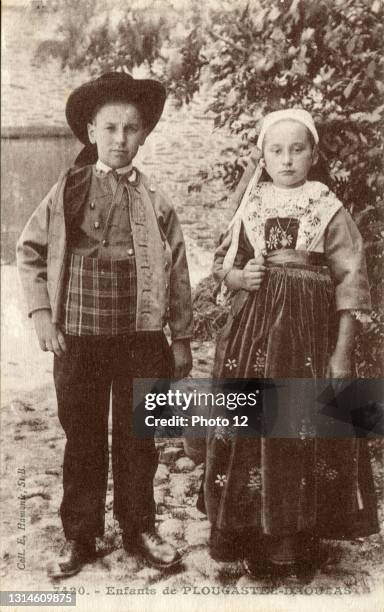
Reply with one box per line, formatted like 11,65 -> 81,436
201,109 -> 379,576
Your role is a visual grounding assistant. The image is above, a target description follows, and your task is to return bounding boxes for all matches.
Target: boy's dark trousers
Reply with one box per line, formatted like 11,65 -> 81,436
53,332 -> 173,542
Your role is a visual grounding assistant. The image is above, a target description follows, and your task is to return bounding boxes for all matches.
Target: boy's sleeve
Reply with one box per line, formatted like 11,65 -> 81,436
16,184 -> 56,316
324,207 -> 371,311
158,195 -> 194,341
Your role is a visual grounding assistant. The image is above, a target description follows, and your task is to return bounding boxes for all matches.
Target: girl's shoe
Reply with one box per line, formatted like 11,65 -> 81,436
243,555 -> 272,578
297,534 -> 331,569
268,535 -> 297,566
209,528 -> 245,561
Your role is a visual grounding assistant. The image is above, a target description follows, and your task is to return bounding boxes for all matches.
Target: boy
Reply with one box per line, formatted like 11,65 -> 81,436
17,72 -> 193,578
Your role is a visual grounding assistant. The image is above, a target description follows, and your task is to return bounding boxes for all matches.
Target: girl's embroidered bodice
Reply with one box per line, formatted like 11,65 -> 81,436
243,181 -> 342,256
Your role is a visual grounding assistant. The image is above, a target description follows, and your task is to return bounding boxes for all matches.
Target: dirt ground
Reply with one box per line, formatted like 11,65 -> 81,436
1,258 -> 383,610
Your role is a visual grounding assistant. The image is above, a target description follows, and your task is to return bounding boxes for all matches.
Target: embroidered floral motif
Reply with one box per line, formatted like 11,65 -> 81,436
215,474 -> 227,487
308,215 -> 321,227
314,459 -> 338,481
265,224 -> 294,250
298,417 -> 316,439
253,348 -> 266,375
214,424 -> 236,442
214,428 -> 226,442
327,468 -> 338,480
280,233 -> 294,248
243,181 -> 343,256
247,467 -> 262,491
305,356 -> 316,377
266,226 -> 281,250
225,358 -> 237,371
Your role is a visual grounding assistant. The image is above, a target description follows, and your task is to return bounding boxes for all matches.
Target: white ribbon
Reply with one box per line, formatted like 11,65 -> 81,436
222,161 -> 264,272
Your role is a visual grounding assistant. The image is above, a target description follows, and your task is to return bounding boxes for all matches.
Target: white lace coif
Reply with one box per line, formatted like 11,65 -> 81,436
257,109 -> 319,150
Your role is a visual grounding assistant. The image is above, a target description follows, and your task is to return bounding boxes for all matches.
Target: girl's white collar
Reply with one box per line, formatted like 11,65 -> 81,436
271,181 -> 308,193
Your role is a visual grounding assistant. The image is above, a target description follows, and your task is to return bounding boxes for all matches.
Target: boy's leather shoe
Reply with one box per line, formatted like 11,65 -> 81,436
123,530 -> 182,569
47,539 -> 96,579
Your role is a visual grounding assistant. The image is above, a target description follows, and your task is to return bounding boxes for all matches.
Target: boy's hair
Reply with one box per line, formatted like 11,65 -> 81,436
90,98 -> 146,127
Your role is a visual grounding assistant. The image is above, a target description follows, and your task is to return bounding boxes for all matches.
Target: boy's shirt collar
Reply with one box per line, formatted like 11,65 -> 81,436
95,159 -> 133,175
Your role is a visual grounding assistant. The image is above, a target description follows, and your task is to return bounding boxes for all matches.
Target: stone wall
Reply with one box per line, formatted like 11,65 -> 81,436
1,133 -> 81,261
2,4 -> 233,263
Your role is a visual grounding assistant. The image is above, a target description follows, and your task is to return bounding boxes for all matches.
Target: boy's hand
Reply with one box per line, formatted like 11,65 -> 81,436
171,339 -> 192,380
32,309 -> 67,357
241,256 -> 266,292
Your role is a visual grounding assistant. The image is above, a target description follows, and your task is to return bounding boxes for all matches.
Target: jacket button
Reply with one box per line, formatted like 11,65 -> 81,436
102,239 -> 108,247
90,202 -> 95,210
127,248 -> 134,255
94,221 -> 100,229
165,282 -> 169,290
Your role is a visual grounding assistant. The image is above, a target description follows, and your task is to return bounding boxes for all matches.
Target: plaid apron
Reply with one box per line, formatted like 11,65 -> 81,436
62,253 -> 137,335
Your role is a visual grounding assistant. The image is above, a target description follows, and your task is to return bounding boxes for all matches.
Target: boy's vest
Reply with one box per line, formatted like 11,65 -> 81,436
62,167 -> 137,335
47,165 -> 173,332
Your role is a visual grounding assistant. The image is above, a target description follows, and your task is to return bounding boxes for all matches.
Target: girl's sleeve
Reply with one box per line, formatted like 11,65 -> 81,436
213,223 -> 254,283
324,207 -> 371,311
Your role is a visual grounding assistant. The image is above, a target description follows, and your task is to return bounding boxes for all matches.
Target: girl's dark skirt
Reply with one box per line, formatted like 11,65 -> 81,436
203,260 -> 379,562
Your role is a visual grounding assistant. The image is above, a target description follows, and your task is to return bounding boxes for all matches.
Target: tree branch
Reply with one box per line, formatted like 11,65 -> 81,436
208,29 -> 247,54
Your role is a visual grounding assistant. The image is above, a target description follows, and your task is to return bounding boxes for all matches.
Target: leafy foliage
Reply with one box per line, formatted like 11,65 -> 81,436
37,0 -> 384,375
34,0 -> 176,72
186,0 -> 383,375
193,275 -> 229,341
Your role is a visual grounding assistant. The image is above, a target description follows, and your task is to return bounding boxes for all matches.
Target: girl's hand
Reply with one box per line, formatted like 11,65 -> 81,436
326,351 -> 352,379
32,309 -> 67,357
326,311 -> 356,384
241,257 -> 266,292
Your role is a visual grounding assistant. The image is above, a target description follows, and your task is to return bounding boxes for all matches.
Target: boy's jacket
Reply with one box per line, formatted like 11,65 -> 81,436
16,165 -> 194,341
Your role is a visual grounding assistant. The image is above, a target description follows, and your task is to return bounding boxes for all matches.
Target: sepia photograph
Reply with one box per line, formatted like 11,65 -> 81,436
1,0 -> 383,610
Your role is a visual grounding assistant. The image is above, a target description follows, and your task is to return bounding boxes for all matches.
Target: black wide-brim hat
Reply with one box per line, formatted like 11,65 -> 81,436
66,72 -> 166,146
